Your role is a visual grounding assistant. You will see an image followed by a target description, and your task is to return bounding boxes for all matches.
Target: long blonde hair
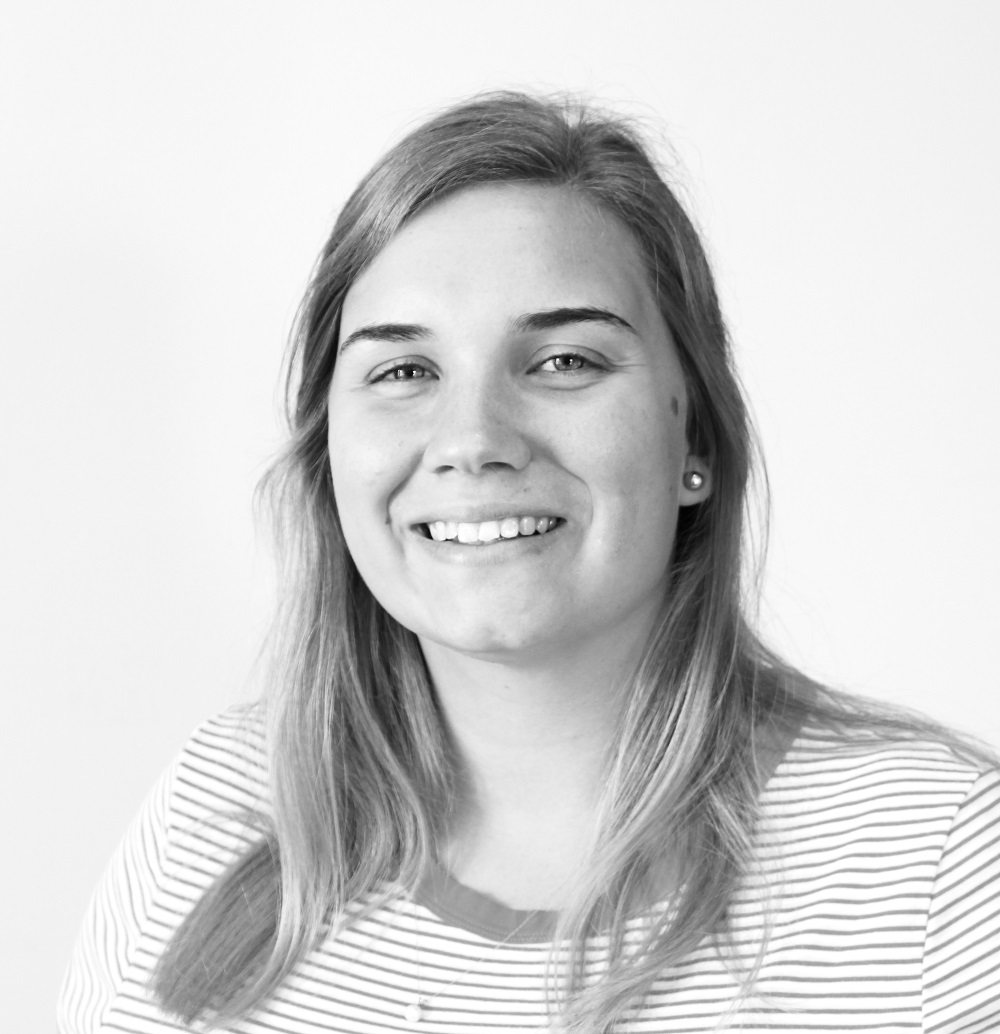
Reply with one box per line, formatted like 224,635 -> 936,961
154,91 -> 995,1032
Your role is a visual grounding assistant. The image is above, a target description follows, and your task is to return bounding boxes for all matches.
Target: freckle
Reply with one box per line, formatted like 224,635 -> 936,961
670,396 -> 679,416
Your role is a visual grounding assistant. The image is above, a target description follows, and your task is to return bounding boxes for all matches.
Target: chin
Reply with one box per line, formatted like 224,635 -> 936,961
418,619 -> 562,661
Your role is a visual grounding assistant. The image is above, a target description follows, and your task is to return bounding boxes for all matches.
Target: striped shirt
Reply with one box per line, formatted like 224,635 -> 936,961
58,707 -> 1000,1032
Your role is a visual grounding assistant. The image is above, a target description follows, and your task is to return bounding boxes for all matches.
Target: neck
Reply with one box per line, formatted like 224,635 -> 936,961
419,627 -> 649,909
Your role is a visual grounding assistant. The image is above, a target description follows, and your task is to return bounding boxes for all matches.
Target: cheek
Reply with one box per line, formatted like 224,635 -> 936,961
586,399 -> 683,495
576,402 -> 684,558
328,419 -> 407,513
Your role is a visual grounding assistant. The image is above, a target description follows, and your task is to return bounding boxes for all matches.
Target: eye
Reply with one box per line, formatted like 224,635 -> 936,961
369,360 -> 433,384
534,352 -> 603,375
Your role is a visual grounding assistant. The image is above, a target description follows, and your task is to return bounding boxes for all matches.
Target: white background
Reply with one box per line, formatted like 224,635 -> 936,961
3,1 -> 998,1023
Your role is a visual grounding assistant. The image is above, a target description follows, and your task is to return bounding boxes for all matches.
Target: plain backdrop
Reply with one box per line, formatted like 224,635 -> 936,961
3,1 -> 998,1023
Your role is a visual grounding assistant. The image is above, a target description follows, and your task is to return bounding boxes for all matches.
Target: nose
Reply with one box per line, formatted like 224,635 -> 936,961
421,380 -> 531,475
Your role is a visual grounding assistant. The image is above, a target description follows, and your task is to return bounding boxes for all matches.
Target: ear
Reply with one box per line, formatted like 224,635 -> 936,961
679,459 -> 712,506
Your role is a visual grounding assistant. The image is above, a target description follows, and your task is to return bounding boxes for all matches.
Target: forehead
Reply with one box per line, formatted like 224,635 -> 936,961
340,183 -> 661,331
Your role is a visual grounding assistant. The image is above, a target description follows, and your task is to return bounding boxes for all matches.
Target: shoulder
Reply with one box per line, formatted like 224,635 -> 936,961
761,726 -> 998,871
733,728 -> 1000,1030
57,704 -> 271,1032
109,700 -> 271,889
159,703 -> 271,889
768,726 -> 991,805
746,728 -> 999,932
169,703 -> 269,820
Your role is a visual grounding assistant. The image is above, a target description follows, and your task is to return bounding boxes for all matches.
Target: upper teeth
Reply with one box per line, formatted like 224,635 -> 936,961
426,517 -> 559,543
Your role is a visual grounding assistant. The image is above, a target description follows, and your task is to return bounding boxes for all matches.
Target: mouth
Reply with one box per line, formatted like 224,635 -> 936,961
415,516 -> 565,545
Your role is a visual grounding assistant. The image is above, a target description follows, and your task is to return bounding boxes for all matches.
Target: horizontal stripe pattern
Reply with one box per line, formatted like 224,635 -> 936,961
57,708 -> 1000,1032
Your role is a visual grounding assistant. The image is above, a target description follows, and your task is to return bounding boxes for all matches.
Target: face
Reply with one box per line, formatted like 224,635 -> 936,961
328,184 -> 709,664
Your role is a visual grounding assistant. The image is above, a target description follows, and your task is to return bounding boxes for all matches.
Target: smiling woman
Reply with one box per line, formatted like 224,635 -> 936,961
58,92 -> 1000,1034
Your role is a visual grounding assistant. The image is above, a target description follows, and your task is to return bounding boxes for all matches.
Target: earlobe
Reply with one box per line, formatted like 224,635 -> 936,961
680,464 -> 711,506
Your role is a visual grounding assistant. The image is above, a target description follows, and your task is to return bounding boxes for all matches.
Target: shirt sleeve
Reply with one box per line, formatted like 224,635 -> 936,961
56,756 -> 178,1033
922,766 -> 1000,1033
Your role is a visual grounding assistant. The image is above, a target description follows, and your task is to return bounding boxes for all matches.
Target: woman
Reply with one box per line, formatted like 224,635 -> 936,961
58,91 -> 1000,1033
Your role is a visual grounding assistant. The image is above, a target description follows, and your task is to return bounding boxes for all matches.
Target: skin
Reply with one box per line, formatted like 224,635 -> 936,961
328,184 -> 710,907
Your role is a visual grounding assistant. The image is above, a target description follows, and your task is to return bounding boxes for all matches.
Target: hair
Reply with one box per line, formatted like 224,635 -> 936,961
153,91 -> 997,1032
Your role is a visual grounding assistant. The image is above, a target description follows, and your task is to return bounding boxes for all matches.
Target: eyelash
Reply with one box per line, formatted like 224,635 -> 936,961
368,351 -> 603,385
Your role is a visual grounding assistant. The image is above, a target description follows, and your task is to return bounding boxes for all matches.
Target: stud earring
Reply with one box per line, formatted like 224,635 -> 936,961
683,470 -> 704,491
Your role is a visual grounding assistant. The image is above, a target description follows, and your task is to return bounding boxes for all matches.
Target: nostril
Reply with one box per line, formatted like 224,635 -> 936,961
421,415 -> 532,476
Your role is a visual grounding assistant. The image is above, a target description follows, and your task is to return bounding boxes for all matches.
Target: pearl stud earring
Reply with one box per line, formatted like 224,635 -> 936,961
683,470 -> 704,491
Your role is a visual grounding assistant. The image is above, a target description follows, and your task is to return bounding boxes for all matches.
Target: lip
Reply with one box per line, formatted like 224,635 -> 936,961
406,519 -> 568,565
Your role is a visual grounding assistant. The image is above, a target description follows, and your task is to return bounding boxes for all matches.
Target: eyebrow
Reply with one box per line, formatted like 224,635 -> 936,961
509,306 -> 637,336
337,306 -> 636,355
338,322 -> 429,355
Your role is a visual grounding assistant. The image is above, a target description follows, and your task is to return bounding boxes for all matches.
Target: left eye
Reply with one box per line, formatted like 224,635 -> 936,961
372,362 -> 430,383
536,353 -> 596,373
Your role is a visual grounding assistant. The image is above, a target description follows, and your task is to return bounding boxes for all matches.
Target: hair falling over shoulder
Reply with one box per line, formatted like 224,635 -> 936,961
152,91 -> 998,1033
